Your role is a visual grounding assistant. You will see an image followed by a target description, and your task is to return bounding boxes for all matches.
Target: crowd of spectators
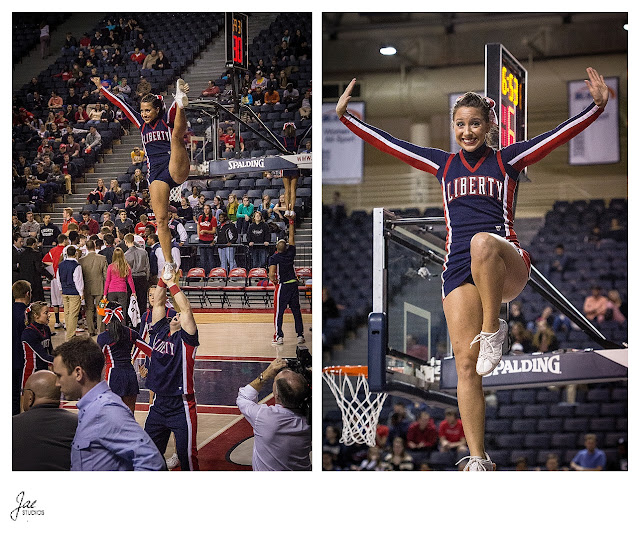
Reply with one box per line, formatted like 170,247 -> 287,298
322,406 -> 470,471
197,18 -> 312,157
11,176 -> 298,308
323,399 -> 627,472
12,16 -> 197,216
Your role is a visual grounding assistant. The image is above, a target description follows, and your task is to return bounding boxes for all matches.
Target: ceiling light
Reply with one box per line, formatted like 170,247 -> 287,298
379,46 -> 397,56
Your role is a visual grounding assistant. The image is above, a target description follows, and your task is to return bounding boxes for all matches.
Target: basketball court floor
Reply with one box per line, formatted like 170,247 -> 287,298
50,309 -> 312,470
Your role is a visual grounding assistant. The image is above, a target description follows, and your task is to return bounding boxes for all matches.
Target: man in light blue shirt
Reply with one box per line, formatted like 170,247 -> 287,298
52,337 -> 165,471
236,357 -> 311,471
570,433 -> 607,471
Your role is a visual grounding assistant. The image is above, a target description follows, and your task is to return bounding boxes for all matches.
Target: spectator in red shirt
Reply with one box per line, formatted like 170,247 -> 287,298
81,211 -> 100,235
134,214 -> 155,236
79,33 -> 91,48
406,411 -> 438,452
130,47 -> 146,64
222,126 -> 244,153
375,424 -> 390,451
438,408 -> 468,454
61,207 -> 78,234
201,80 -> 220,97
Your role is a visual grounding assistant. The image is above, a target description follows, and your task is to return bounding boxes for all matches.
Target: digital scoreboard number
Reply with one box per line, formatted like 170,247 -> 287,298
225,12 -> 248,70
485,43 -> 527,150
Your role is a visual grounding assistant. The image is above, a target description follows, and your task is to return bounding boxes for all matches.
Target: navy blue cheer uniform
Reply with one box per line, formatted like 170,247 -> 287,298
97,326 -> 140,398
269,245 -> 304,340
139,305 -> 177,343
280,134 -> 301,178
100,86 -> 181,188
340,101 -> 605,298
21,322 -> 54,389
144,316 -> 199,470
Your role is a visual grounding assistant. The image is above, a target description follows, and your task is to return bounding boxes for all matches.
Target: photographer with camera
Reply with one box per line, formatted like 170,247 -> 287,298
236,356 -> 311,471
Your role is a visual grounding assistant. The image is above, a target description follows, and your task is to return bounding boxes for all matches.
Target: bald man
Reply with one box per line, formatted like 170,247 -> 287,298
12,370 -> 78,470
236,357 -> 311,471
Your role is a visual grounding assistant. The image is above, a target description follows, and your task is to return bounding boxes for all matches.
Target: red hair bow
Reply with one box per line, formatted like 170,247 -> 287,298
102,306 -> 124,325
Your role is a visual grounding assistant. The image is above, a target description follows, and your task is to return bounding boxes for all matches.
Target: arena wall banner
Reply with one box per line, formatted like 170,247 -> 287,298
568,76 -> 620,165
440,349 -> 628,391
322,101 -> 365,184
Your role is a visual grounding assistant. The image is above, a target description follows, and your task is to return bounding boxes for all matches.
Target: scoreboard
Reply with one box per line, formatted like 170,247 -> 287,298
225,12 -> 249,71
485,43 -> 528,149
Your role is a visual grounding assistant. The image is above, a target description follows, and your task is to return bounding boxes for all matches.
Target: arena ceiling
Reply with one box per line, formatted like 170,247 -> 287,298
322,12 -> 628,76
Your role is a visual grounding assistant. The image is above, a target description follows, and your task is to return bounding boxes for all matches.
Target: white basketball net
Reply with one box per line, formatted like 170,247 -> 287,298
322,368 -> 388,447
169,185 -> 182,203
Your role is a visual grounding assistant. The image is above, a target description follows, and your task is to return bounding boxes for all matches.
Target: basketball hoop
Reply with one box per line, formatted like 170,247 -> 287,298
322,365 -> 388,447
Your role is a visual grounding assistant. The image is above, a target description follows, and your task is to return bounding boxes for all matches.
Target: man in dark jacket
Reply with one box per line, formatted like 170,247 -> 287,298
13,233 -> 24,284
18,237 -> 50,302
13,370 -> 78,470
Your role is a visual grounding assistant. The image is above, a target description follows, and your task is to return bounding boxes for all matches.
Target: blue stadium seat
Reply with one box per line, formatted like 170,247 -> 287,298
604,433 -> 627,448
512,389 -> 536,404
427,451 -> 455,467
551,433 -> 576,448
486,419 -> 510,434
523,404 -> 548,418
495,434 -> 524,448
575,403 -> 600,417
600,403 -> 626,416
524,434 -> 551,449
590,417 -> 616,432
498,405 -> 523,418
537,418 -> 564,433
563,418 -> 589,432
487,450 -> 509,465
511,419 -> 537,433
496,390 -> 512,405
549,404 -> 575,418
485,406 -> 498,420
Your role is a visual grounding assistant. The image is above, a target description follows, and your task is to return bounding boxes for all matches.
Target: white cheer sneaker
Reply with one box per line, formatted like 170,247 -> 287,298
456,453 -> 496,471
162,262 -> 177,281
470,318 -> 508,376
174,79 -> 188,108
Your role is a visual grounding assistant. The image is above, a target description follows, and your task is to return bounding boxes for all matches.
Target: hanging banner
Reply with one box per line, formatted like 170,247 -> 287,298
322,102 -> 365,184
568,76 -> 620,165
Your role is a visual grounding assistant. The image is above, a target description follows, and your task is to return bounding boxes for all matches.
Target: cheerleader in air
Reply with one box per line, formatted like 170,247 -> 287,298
279,122 -> 303,216
337,67 -> 609,471
92,76 -> 190,281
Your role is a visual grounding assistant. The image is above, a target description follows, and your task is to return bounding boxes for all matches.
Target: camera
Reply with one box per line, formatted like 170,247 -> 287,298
284,346 -> 312,424
286,345 -> 311,382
